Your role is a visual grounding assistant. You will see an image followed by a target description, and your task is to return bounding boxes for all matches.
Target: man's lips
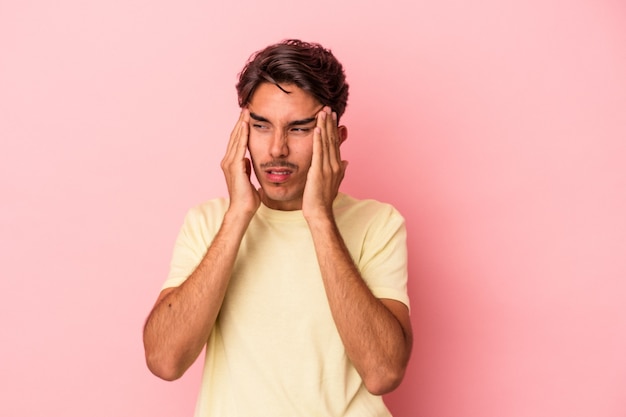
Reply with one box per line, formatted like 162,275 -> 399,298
265,168 -> 293,183
261,162 -> 297,183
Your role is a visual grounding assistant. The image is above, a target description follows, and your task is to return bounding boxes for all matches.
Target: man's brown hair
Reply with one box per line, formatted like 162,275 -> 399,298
236,39 -> 349,121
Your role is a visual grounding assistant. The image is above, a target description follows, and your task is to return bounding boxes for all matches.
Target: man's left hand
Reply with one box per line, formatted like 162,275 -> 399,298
302,106 -> 348,221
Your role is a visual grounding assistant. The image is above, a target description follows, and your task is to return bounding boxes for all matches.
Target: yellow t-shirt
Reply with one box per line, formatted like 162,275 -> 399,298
163,193 -> 409,416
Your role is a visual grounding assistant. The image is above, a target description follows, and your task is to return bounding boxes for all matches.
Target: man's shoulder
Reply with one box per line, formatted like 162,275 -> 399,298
189,197 -> 229,212
335,193 -> 403,219
182,197 -> 230,225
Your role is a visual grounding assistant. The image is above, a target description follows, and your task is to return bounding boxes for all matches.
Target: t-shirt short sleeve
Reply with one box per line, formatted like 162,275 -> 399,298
162,199 -> 228,290
357,204 -> 410,311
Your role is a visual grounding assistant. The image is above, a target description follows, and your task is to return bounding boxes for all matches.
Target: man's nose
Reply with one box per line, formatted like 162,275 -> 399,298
269,130 -> 289,158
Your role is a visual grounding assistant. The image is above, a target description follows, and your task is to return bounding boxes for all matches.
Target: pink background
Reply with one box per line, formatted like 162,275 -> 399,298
1,1 -> 625,416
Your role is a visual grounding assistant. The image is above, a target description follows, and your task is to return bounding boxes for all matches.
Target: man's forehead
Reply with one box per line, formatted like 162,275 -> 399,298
247,82 -> 322,122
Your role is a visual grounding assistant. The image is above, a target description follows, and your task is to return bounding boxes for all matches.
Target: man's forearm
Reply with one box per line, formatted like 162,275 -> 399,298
143,211 -> 250,381
307,215 -> 412,395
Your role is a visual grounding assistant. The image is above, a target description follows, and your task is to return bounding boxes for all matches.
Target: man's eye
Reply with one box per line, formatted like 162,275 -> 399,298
291,127 -> 311,133
252,124 -> 268,130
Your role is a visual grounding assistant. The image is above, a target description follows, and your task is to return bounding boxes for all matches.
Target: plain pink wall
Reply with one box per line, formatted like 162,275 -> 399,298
1,1 -> 625,416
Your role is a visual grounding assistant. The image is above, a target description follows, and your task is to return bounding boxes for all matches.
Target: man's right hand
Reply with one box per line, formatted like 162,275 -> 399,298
220,109 -> 261,220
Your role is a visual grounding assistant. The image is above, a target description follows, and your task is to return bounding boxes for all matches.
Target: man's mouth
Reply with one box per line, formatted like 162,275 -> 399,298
262,163 -> 296,183
265,169 -> 292,183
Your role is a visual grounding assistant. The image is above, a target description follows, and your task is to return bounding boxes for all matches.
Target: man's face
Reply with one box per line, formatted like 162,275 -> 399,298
246,82 -> 323,211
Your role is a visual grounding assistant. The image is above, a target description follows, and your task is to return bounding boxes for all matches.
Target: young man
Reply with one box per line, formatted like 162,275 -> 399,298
143,39 -> 412,416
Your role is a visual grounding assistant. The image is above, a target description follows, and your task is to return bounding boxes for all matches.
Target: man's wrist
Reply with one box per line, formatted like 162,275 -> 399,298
304,208 -> 337,232
222,207 -> 256,233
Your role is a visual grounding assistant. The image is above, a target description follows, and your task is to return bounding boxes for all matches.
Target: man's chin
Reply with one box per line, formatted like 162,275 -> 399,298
259,186 -> 303,211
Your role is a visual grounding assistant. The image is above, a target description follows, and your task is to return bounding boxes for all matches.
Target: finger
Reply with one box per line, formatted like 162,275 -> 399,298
236,119 -> 249,167
311,125 -> 323,172
224,116 -> 242,165
326,110 -> 341,168
224,109 -> 249,164
318,109 -> 331,166
227,110 -> 245,147
226,109 -> 248,157
237,110 -> 250,155
311,108 -> 326,169
339,159 -> 348,183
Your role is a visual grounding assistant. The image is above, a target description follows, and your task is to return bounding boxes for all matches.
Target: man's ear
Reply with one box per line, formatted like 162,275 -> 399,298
338,125 -> 348,145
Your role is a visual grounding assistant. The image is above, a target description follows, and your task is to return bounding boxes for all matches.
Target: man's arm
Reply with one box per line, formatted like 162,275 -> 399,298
143,110 -> 259,380
308,217 -> 412,395
303,108 -> 413,395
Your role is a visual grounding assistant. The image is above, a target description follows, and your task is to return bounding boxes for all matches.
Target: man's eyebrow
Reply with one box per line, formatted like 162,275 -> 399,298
289,106 -> 325,126
287,116 -> 317,126
249,112 -> 270,123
